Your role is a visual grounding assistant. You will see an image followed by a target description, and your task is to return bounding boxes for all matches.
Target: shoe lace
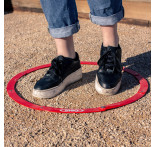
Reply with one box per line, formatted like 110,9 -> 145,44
45,57 -> 64,78
98,48 -> 119,73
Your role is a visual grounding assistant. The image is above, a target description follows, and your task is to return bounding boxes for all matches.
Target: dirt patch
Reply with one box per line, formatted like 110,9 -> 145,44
4,12 -> 151,146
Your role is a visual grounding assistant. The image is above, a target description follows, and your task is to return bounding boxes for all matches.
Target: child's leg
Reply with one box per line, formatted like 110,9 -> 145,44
40,0 -> 79,58
87,0 -> 124,46
101,24 -> 119,47
55,36 -> 75,59
33,0 -> 82,98
87,0 -> 124,95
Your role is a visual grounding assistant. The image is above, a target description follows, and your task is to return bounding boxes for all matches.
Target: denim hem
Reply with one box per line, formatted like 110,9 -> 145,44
48,22 -> 80,38
89,8 -> 124,26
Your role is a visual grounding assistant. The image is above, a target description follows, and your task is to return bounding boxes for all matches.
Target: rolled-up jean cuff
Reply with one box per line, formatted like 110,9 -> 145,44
90,8 -> 124,26
48,22 -> 80,38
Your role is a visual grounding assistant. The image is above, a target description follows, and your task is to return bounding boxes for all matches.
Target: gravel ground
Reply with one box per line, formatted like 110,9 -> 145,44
4,12 -> 151,147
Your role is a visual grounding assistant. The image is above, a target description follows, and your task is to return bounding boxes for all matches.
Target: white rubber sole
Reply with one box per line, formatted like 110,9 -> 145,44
95,75 -> 121,95
32,68 -> 82,98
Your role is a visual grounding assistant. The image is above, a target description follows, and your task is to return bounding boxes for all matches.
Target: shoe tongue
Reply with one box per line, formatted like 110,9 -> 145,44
101,45 -> 117,56
57,55 -> 65,61
56,55 -> 73,65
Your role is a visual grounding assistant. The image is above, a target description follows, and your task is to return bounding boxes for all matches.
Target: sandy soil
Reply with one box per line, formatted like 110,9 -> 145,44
4,12 -> 151,147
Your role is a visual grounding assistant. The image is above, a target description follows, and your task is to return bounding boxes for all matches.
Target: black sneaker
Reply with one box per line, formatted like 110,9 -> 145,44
95,44 -> 122,95
33,52 -> 82,98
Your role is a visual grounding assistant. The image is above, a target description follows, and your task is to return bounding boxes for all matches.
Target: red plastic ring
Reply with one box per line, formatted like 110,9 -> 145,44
7,61 -> 148,113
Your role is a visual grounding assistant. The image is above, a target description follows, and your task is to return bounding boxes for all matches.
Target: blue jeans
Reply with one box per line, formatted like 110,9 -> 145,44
40,0 -> 124,38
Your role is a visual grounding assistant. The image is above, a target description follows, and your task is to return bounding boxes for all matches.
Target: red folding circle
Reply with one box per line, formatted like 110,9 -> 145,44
7,61 -> 148,113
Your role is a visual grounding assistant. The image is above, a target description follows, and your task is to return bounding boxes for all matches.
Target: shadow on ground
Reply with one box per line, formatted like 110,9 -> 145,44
4,0 -> 13,14
66,50 -> 151,94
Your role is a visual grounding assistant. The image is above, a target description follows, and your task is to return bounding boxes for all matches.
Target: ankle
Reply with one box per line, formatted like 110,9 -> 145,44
55,36 -> 75,59
101,24 -> 119,47
103,34 -> 119,47
57,51 -> 76,59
